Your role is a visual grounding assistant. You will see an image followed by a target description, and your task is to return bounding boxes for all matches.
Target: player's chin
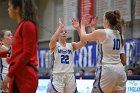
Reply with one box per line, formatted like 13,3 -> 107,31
62,36 -> 67,39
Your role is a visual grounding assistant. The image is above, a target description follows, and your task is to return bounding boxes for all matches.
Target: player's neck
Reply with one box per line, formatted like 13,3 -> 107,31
16,16 -> 23,24
59,41 -> 66,47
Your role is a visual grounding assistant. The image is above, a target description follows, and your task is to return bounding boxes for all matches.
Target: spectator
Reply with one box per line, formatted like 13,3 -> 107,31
79,69 -> 85,76
127,68 -> 134,76
88,69 -> 95,76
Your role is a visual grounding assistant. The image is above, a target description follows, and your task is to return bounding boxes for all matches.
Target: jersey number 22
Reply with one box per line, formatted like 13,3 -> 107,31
61,55 -> 69,64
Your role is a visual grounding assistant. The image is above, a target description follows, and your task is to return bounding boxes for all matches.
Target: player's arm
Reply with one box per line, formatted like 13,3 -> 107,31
49,18 -> 64,52
71,25 -> 87,51
71,18 -> 81,32
0,44 -> 9,57
120,46 -> 126,65
80,17 -> 106,43
87,16 -> 98,31
81,23 -> 106,43
71,18 -> 87,50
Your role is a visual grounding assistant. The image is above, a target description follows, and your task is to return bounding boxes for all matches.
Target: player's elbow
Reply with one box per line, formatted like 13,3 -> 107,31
81,35 -> 88,42
120,53 -> 126,65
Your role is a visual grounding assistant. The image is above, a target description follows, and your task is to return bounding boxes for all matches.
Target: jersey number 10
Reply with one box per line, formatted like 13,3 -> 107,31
113,39 -> 120,50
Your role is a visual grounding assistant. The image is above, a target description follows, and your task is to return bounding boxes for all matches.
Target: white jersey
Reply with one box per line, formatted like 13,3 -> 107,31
52,42 -> 74,73
0,45 -> 9,80
97,28 -> 122,64
0,58 -> 9,80
93,29 -> 126,93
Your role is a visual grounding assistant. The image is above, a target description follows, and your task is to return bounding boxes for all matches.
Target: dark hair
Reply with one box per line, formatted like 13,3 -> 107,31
128,68 -> 134,72
9,0 -> 38,24
80,69 -> 85,73
105,10 -> 124,46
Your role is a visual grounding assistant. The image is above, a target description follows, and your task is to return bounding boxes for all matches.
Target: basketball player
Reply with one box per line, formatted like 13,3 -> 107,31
80,10 -> 127,93
0,30 -> 13,93
49,18 -> 88,93
1,0 -> 39,93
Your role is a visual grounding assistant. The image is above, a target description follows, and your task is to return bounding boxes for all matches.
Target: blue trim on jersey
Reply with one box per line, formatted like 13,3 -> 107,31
50,77 -> 58,92
0,59 -> 3,80
100,44 -> 103,64
51,53 -> 54,71
97,44 -> 99,62
93,67 -> 98,87
98,66 -> 104,93
74,76 -> 77,93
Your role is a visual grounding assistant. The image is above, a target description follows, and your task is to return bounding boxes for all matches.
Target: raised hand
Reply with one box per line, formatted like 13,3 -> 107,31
88,16 -> 98,28
81,17 -> 86,27
58,18 -> 64,28
72,18 -> 80,29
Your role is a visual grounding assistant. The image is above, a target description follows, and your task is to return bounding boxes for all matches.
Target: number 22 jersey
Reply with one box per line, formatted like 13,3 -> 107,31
52,42 -> 74,73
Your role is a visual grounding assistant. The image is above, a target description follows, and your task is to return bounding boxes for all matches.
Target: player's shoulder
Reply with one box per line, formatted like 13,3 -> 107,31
66,43 -> 72,47
23,20 -> 36,27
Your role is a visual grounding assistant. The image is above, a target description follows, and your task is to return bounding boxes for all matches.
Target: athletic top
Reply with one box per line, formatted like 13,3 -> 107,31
0,45 -> 9,80
52,42 -> 74,73
0,58 -> 9,77
97,28 -> 123,64
7,20 -> 38,78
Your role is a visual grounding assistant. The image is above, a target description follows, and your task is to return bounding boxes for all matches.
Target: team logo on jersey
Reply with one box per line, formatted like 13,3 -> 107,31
58,48 -> 72,54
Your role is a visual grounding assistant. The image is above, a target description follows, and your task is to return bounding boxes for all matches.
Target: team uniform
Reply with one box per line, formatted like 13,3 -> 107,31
0,58 -> 9,80
0,45 -> 9,92
92,29 -> 127,93
50,42 -> 77,93
7,21 -> 38,93
0,58 -> 9,92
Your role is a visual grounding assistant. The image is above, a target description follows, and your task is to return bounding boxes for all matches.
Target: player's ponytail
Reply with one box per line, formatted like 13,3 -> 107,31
105,10 -> 124,46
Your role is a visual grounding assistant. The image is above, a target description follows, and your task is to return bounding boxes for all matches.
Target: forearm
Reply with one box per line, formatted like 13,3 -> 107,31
50,26 -> 62,42
76,27 -> 81,37
81,25 -> 87,39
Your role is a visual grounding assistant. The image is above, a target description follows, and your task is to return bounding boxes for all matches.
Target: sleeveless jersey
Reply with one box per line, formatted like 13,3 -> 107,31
52,42 -> 74,73
0,58 -> 9,80
0,45 -> 9,80
97,29 -> 122,64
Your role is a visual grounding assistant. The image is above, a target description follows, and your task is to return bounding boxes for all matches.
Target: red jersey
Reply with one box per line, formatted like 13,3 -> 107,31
0,51 -> 8,57
7,20 -> 38,78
